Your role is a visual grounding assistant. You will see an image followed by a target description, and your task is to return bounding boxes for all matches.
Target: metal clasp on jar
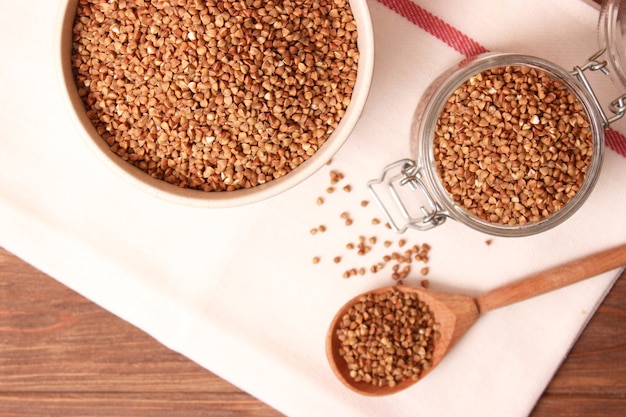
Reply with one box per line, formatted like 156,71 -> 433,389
367,159 -> 447,233
571,48 -> 626,127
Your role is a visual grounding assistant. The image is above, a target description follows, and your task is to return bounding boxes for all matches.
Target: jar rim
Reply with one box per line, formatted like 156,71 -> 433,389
413,53 -> 605,237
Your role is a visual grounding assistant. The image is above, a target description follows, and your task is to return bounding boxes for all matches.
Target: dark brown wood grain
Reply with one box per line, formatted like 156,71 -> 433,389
0,247 -> 282,417
1,246 -> 625,416
531,270 -> 626,417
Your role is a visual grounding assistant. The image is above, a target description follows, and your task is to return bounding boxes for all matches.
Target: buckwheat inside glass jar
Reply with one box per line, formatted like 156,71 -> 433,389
369,1 -> 626,237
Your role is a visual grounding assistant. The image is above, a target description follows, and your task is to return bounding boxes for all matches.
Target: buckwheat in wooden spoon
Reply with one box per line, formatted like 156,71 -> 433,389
326,243 -> 626,396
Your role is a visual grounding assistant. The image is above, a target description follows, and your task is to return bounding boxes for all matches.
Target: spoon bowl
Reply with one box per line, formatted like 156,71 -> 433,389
326,285 -> 478,396
326,243 -> 626,396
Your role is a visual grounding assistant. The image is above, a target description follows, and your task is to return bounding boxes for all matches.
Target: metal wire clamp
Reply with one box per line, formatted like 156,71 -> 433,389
367,159 -> 446,233
571,48 -> 626,127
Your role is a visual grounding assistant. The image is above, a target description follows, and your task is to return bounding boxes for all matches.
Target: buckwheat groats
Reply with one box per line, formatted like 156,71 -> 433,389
335,288 -> 439,387
433,65 -> 594,226
71,0 -> 359,191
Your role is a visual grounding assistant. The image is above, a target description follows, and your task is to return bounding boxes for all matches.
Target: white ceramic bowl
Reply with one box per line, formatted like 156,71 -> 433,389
56,0 -> 374,208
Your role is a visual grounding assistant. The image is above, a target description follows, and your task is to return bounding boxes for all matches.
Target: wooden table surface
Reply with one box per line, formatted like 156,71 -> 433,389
0,246 -> 625,416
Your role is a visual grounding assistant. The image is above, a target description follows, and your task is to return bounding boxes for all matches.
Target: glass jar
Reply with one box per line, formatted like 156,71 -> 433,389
368,0 -> 626,237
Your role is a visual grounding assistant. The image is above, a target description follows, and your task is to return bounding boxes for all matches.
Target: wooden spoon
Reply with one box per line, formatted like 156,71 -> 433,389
326,242 -> 626,396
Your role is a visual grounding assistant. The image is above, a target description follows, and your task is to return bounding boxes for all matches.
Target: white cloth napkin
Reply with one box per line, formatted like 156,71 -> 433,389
2,0 -> 626,416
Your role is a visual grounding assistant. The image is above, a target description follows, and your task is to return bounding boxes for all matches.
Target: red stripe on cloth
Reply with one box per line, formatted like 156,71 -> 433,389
376,0 -> 488,57
606,128 -> 626,158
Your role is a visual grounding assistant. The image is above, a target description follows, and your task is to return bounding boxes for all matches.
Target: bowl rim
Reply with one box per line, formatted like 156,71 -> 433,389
55,0 -> 375,208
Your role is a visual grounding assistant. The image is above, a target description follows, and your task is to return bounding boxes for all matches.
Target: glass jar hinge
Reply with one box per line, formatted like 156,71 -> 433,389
571,48 -> 626,127
367,159 -> 447,233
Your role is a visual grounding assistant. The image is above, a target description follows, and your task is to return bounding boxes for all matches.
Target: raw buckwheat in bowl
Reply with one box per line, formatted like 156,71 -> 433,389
56,0 -> 374,207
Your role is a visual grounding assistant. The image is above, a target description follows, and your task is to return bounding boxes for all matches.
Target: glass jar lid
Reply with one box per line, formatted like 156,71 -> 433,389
600,0 -> 626,89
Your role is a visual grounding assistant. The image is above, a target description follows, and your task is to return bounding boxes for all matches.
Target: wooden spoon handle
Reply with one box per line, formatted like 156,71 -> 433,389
474,243 -> 626,314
